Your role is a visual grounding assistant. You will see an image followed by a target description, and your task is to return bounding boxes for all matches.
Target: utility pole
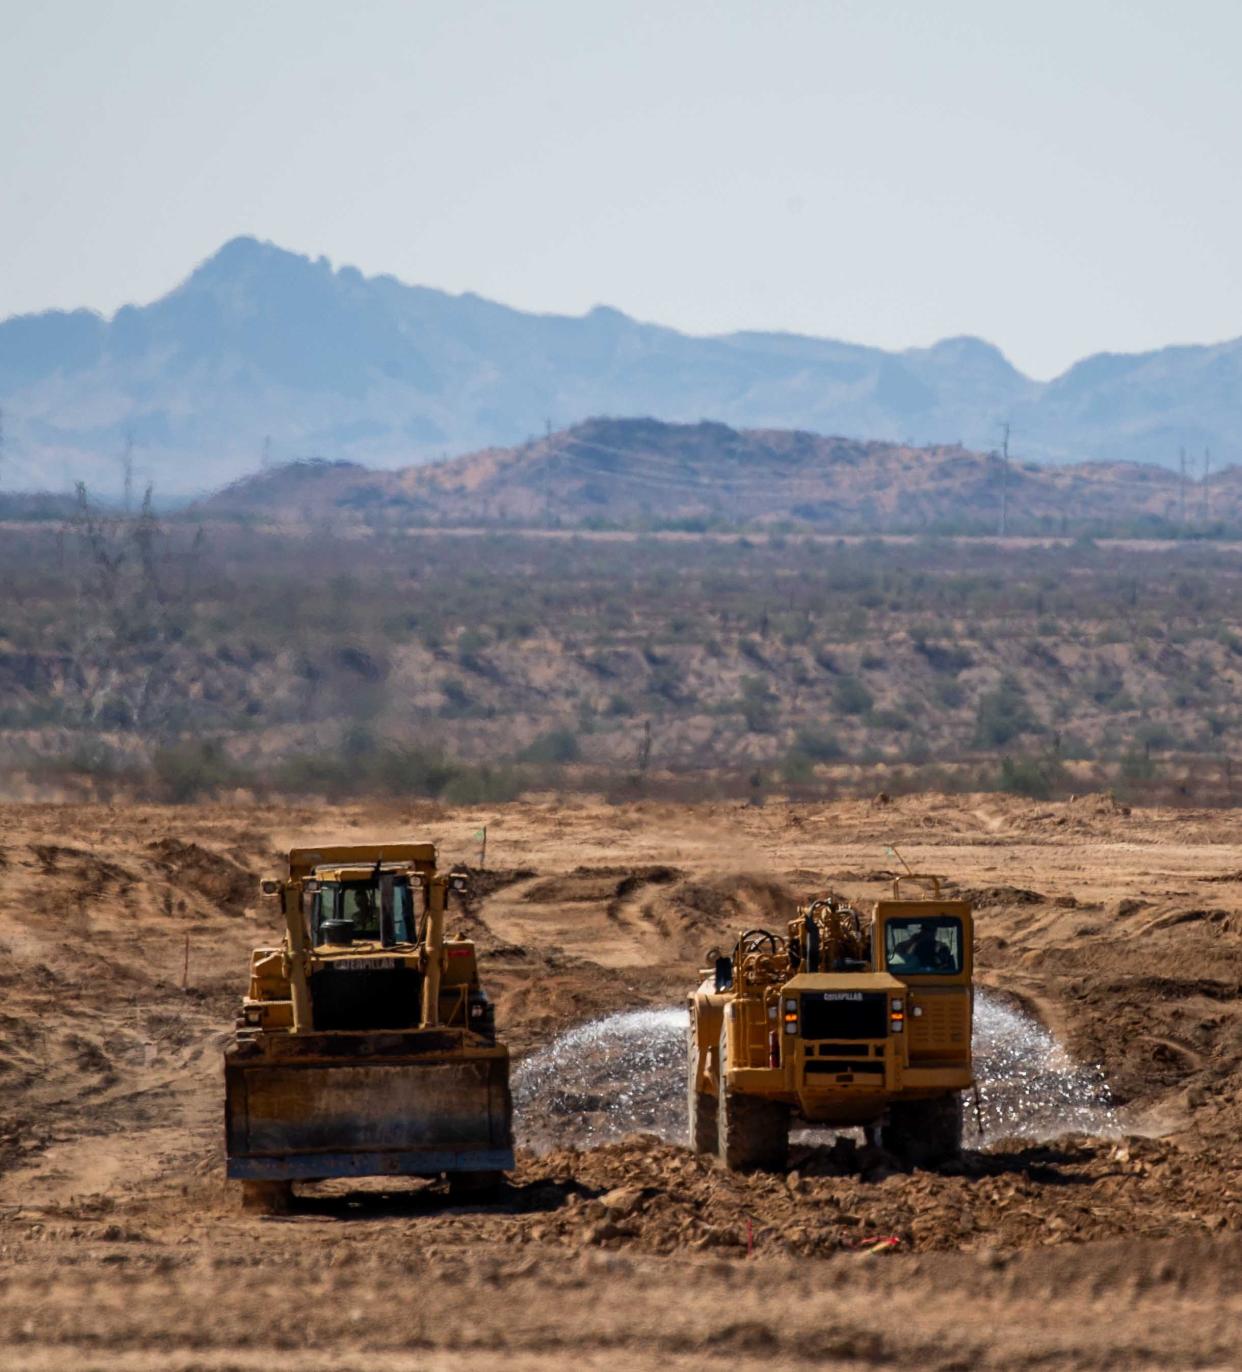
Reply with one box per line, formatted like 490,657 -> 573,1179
1178,447 -> 1187,529
998,421 -> 1011,537
121,427 -> 134,514
1203,447 -> 1212,527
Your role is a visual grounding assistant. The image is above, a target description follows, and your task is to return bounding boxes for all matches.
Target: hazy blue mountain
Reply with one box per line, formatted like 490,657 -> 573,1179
0,236 -> 1236,495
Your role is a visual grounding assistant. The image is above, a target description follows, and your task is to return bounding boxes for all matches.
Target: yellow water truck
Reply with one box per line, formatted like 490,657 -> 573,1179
688,877 -> 973,1170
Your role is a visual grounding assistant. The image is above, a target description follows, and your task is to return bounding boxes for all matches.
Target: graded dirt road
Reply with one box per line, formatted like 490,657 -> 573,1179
1,792 -> 1240,1369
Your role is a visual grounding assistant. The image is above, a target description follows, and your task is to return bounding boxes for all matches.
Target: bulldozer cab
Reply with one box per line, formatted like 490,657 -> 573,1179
309,866 -> 422,946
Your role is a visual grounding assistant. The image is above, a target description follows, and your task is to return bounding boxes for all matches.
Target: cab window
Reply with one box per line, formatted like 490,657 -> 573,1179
884,916 -> 963,974
313,881 -> 417,942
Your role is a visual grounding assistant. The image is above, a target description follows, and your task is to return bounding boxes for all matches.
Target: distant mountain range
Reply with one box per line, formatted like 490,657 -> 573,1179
197,417 -> 1242,534
1,236 -> 1239,496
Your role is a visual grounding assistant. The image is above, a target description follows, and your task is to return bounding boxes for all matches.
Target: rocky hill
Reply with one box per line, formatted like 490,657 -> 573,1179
3,236 -> 1242,495
198,417 -> 1242,534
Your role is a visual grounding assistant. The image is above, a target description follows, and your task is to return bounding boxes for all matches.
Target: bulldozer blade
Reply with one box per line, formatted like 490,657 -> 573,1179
225,1045 -> 513,1181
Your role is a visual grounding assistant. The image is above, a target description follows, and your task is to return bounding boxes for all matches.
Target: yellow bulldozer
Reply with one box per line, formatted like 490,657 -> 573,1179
224,842 -> 513,1210
688,876 -> 972,1170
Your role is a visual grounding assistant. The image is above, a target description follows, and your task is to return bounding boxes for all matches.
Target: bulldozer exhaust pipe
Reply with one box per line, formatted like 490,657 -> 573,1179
420,876 -> 446,1027
283,882 -> 313,1033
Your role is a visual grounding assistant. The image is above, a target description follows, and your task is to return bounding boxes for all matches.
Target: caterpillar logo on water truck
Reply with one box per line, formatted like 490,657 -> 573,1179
688,877 -> 973,1171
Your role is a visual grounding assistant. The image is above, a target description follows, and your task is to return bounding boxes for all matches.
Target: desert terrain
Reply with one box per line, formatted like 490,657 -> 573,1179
1,790 -> 1240,1369
7,520 -> 1242,810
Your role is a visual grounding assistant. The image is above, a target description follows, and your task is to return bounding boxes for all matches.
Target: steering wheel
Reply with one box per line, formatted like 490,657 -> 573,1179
738,928 -> 781,957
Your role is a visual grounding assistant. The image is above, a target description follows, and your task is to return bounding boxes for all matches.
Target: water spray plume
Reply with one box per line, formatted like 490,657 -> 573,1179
513,992 -> 1119,1153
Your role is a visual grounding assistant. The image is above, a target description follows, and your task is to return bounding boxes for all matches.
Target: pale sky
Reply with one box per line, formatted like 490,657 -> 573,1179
3,0 -> 1240,379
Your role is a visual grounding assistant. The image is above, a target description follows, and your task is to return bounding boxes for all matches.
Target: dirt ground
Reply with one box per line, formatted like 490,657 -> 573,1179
1,791 -> 1241,1369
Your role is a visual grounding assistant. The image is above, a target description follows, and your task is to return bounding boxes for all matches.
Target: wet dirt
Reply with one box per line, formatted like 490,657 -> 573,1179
1,792 -> 1241,1369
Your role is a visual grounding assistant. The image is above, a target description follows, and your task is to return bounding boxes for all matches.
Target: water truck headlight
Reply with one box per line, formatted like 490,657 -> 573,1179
890,996 -> 905,1034
784,999 -> 798,1035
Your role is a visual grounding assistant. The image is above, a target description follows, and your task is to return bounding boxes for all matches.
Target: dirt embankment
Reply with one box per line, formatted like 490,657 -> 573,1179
1,792 -> 1241,1369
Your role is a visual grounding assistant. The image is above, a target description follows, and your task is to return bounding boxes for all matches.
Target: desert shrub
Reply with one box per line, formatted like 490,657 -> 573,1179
439,678 -> 476,717
271,738 -> 518,804
1134,721 -> 1180,752
912,638 -> 973,674
777,613 -> 813,647
869,708 -> 912,733
441,766 -> 523,805
456,629 -> 489,673
647,662 -> 685,703
974,676 -> 1039,747
739,676 -> 779,733
517,728 -> 580,764
372,743 -> 460,796
151,739 -> 243,803
1118,748 -> 1156,783
997,754 -> 1067,800
24,737 -> 139,793
779,749 -> 813,785
934,679 -> 965,710
901,736 -> 932,765
794,724 -> 843,762
1088,663 -> 1128,708
334,644 -> 387,681
832,675 -> 873,717
814,646 -> 839,673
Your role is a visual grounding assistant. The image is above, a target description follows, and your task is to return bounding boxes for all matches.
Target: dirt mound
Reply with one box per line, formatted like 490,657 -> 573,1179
147,837 -> 255,915
954,884 -> 1045,907
511,1131 -> 1237,1258
523,865 -> 683,906
462,866 -> 538,901
665,872 -> 793,937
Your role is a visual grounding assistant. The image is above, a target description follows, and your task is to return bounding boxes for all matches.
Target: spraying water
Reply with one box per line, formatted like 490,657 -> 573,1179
513,1007 -> 688,1152
970,991 -> 1119,1144
512,990 -> 1119,1152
